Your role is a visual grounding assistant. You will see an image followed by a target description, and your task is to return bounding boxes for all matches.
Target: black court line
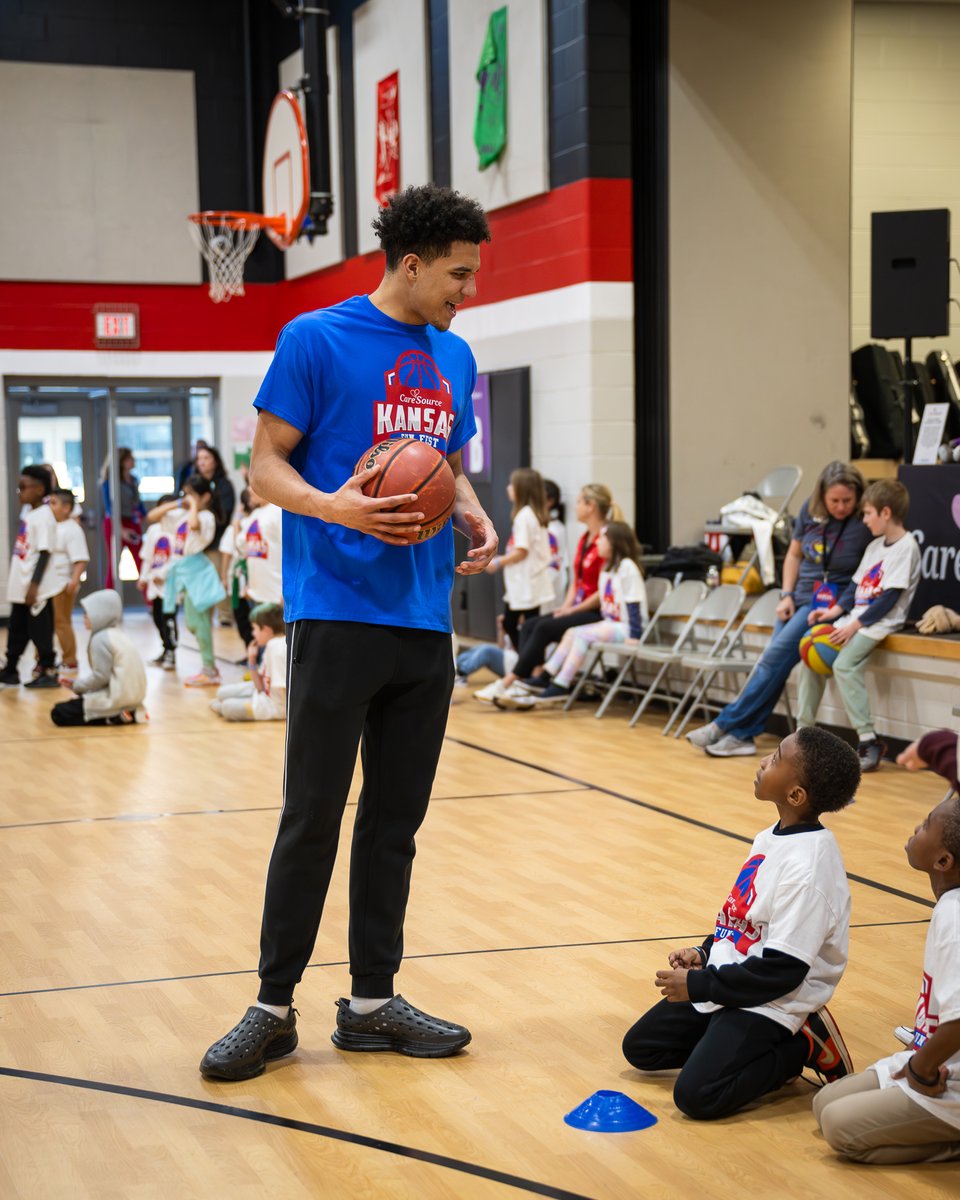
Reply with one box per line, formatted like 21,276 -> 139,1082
0,920 -> 930,999
0,788 -> 591,832
444,736 -> 937,910
0,1066 -> 595,1200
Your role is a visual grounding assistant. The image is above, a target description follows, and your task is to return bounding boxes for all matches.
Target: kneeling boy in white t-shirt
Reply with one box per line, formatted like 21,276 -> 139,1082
210,602 -> 286,722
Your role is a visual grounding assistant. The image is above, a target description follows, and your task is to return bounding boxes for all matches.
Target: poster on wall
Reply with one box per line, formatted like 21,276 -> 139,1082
465,374 -> 492,481
375,71 -> 400,206
474,6 -> 507,170
899,464 -> 960,619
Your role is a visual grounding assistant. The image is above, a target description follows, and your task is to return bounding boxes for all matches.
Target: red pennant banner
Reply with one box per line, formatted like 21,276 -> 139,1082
375,71 -> 400,207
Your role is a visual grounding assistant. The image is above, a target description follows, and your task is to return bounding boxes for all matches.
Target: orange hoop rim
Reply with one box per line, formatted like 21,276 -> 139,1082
188,210 -> 286,234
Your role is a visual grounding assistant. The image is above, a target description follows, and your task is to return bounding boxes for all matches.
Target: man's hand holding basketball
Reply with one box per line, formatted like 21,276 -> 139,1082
321,464 -> 424,546
655,968 -> 691,1002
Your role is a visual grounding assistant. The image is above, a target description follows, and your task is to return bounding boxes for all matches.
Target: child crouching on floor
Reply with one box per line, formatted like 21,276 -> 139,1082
622,726 -> 861,1121
210,602 -> 286,722
813,793 -> 960,1164
51,590 -> 147,726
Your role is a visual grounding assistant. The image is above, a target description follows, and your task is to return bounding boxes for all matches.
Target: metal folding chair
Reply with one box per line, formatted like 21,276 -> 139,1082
564,579 -> 707,717
644,575 -> 672,617
703,465 -> 802,584
665,587 -> 792,738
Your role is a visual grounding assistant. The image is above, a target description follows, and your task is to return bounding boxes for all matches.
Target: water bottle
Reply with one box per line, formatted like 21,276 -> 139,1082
706,565 -> 720,588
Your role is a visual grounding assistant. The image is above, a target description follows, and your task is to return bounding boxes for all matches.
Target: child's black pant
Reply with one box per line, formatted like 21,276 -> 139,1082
151,597 -> 177,652
5,599 -> 55,672
51,698 -> 112,727
502,605 -> 540,658
233,597 -> 252,647
514,610 -> 599,677
257,620 -> 453,1006
623,999 -> 808,1121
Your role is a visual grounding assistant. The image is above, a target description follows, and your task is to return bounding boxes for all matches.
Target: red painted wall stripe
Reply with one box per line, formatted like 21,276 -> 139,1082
0,179 -> 632,354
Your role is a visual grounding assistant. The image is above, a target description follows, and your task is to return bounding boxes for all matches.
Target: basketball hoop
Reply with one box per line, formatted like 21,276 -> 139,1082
188,211 -> 285,303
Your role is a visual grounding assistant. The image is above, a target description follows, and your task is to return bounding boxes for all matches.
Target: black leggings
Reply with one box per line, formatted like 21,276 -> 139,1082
5,599 -> 55,673
50,698 -> 133,727
623,998 -> 807,1121
151,597 -> 178,653
514,609 -> 599,677
502,605 -> 540,655
257,620 -> 454,1005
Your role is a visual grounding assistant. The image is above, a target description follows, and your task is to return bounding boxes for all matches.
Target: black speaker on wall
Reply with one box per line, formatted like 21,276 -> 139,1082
871,209 -> 950,339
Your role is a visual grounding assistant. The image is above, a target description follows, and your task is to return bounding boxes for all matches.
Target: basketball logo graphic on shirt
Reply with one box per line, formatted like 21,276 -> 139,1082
375,349 -> 455,452
912,971 -> 935,1047
715,854 -> 765,953
174,520 -> 189,556
548,530 -> 561,572
855,562 -> 884,607
14,520 -> 28,560
600,576 -> 619,621
245,518 -> 268,559
152,535 -> 172,570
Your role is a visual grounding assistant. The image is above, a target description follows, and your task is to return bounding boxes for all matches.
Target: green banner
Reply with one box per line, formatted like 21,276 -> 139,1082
474,6 -> 507,170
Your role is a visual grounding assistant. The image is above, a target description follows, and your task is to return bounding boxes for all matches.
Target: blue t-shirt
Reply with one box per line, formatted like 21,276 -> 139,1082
254,294 -> 477,631
791,499 -> 874,606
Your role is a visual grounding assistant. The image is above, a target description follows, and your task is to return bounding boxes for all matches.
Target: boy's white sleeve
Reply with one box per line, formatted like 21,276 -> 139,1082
68,522 -> 89,563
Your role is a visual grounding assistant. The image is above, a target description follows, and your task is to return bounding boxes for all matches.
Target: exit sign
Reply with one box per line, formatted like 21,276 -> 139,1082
93,303 -> 140,349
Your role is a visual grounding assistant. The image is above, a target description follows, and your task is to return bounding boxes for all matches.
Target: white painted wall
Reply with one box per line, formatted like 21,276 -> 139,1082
279,36 -> 345,279
353,0 -> 431,256
0,62 -> 200,284
669,0 -> 853,543
449,0 -> 549,211
852,1 -> 960,361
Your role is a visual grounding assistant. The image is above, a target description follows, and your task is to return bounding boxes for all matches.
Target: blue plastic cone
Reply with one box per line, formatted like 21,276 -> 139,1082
563,1090 -> 657,1133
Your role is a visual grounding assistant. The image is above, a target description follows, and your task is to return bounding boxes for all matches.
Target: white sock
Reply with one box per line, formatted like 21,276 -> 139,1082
256,1001 -> 290,1019
859,734 -> 876,745
349,995 -> 392,1015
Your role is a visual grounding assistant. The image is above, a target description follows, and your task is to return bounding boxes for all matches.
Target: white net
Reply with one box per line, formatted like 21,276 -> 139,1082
188,216 -> 262,303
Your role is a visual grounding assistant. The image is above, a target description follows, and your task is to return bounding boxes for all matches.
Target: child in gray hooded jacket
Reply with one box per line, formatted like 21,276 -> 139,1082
51,590 -> 147,726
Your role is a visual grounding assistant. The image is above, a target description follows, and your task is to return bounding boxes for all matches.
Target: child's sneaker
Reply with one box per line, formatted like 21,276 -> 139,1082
893,1024 -> 915,1047
474,678 -> 508,704
686,720 -> 723,748
60,662 -> 79,679
161,650 -> 177,671
705,733 -> 756,757
494,681 -> 539,709
24,670 -> 61,690
150,651 -> 168,667
0,668 -> 21,689
801,1006 -> 853,1084
858,737 -> 886,773
184,669 -> 222,688
532,683 -> 571,705
105,709 -> 138,725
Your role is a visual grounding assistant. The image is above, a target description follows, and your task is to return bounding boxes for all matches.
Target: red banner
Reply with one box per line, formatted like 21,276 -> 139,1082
375,71 -> 400,207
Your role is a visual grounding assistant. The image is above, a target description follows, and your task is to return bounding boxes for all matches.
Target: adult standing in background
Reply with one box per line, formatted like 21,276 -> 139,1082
200,184 -> 497,1082
100,448 -> 145,590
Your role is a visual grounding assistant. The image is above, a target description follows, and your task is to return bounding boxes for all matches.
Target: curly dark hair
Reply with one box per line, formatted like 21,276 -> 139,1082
20,464 -> 53,495
793,727 -> 861,816
372,184 -> 491,270
941,796 -> 960,861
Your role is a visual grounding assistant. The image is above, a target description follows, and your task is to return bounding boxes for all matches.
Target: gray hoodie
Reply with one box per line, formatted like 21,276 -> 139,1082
72,590 -> 147,719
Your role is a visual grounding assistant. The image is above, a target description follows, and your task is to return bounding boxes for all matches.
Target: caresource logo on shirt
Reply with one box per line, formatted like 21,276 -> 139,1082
14,520 -> 28,560
601,577 -> 619,621
246,518 -> 268,559
912,970 -> 935,1048
152,535 -> 172,570
174,521 -> 189,556
855,562 -> 884,607
375,349 -> 455,452
715,854 -> 765,953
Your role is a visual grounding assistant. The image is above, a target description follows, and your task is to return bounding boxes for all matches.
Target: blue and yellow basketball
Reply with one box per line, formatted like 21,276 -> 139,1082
799,623 -> 839,676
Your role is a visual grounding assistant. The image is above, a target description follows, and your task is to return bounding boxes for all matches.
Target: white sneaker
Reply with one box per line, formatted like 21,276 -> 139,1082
474,679 -> 508,704
894,1025 -> 914,1047
705,733 -> 757,757
686,720 -> 723,748
493,681 -> 540,710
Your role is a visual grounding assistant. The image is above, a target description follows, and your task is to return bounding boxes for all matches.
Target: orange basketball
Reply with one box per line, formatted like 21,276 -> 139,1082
354,438 -> 456,542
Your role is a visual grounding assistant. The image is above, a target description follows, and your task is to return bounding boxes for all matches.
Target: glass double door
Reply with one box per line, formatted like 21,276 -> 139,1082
6,379 -> 215,604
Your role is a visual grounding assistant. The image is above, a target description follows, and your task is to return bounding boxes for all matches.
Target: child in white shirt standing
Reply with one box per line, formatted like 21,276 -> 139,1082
1,466 -> 60,690
485,468 -> 555,652
543,479 -> 569,614
48,488 -> 90,675
139,494 -> 179,670
499,520 -> 648,707
210,603 -> 287,722
238,487 -> 284,610
797,479 -> 921,773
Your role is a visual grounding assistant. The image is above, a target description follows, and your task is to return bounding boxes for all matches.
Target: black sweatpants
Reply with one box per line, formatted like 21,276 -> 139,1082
623,999 -> 808,1121
233,597 -> 253,648
514,609 -> 599,678
151,597 -> 178,653
50,697 -> 118,727
5,599 -> 55,673
257,620 -> 454,1005
502,605 -> 540,656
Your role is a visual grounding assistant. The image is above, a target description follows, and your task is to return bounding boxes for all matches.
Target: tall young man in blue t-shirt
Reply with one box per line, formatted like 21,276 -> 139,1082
201,186 -> 497,1081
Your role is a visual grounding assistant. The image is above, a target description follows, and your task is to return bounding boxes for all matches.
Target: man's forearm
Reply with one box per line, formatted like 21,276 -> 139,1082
250,449 -> 327,520
451,471 -> 492,536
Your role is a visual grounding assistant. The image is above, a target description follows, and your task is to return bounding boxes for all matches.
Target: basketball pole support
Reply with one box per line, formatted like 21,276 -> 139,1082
272,1 -> 335,238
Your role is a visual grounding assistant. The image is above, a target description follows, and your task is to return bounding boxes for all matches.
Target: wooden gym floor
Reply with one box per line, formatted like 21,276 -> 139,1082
0,612 -> 955,1199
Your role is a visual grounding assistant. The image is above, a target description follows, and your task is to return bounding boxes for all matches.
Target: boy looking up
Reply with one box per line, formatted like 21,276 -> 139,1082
798,479 -> 920,772
623,727 -> 861,1121
814,795 -> 960,1163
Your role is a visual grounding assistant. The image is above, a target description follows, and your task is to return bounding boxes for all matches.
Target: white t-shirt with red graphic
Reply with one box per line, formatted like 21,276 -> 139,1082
871,887 -> 960,1128
693,822 -> 851,1033
543,517 -> 569,612
836,531 -> 921,642
161,507 -> 216,558
238,503 -> 283,606
8,503 -> 59,604
502,505 -> 555,612
598,559 -> 649,628
50,518 -> 90,593
139,523 -> 176,602
252,635 -> 287,721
